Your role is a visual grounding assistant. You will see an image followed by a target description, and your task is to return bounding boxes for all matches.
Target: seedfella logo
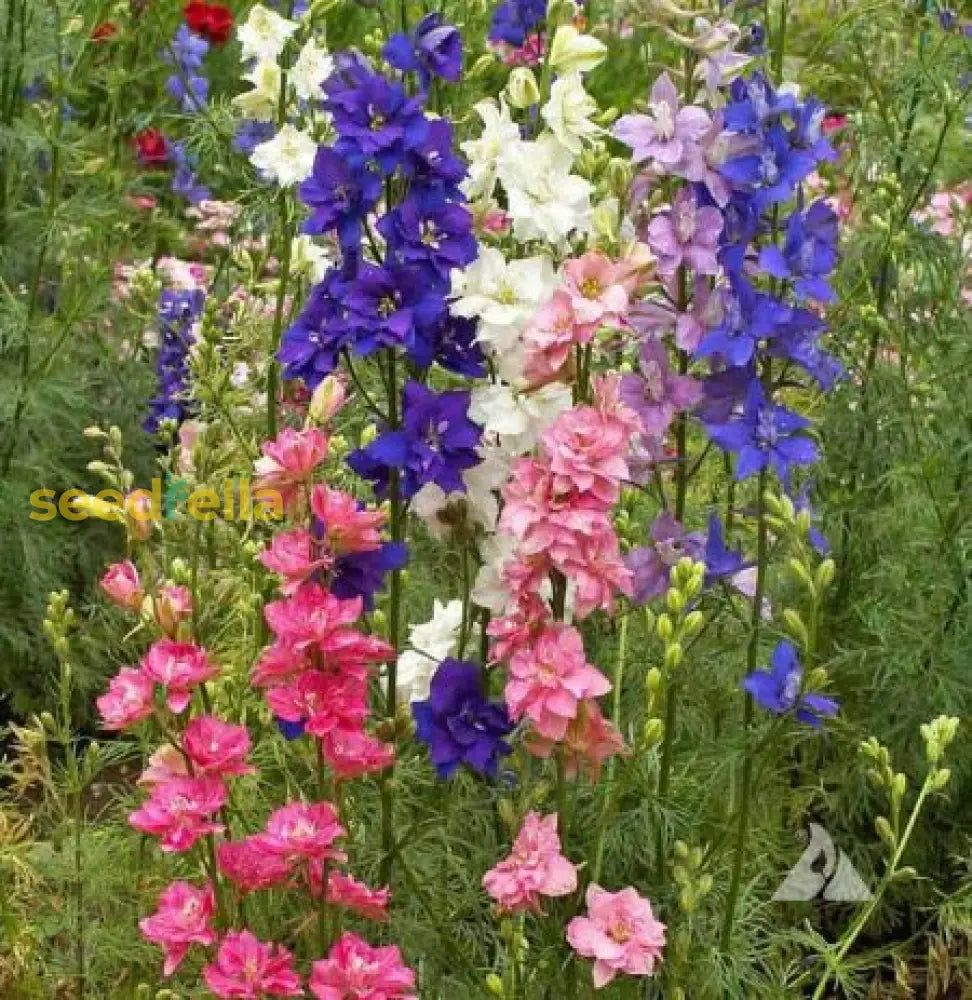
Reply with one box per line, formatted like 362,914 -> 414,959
773,823 -> 872,902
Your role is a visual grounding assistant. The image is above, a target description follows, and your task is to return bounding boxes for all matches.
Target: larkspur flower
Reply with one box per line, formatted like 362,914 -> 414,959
253,426 -> 329,510
619,339 -> 702,440
299,147 -> 381,255
703,512 -> 746,582
217,835 -> 292,892
129,775 -> 226,852
203,930 -> 302,999
625,513 -> 704,605
757,200 -> 838,303
311,870 -> 390,922
139,880 -> 215,976
309,932 -> 417,1000
100,560 -> 144,610
97,667 -> 155,730
489,0 -> 546,48
140,639 -> 220,714
646,188 -> 723,277
262,801 -> 347,864
182,716 -> 255,777
184,1 -> 233,45
743,640 -> 838,725
384,13 -> 462,88
526,700 -> 626,780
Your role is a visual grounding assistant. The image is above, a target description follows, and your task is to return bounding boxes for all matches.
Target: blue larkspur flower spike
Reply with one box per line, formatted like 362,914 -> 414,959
144,289 -> 205,435
743,641 -> 838,726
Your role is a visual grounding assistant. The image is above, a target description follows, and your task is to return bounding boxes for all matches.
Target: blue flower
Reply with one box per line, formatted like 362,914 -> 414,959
171,141 -> 210,205
378,191 -> 477,283
426,314 -> 486,377
233,119 -> 275,156
278,268 -> 354,388
767,310 -> 843,391
144,289 -> 205,435
695,279 -> 791,368
402,118 -> 467,199
489,0 -> 546,47
384,13 -> 462,88
743,641 -> 838,726
330,542 -> 409,608
413,659 -> 513,778
163,25 -> 209,112
347,381 -> 482,499
299,147 -> 382,256
703,513 -> 747,582
706,379 -> 818,480
758,200 -> 838,303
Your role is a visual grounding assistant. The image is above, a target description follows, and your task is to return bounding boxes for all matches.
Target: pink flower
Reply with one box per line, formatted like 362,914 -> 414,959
522,291 -> 581,386
266,669 -> 369,740
562,252 -> 630,336
541,406 -> 630,507
154,584 -> 193,637
558,523 -> 633,618
505,624 -> 611,741
254,426 -> 329,509
498,32 -> 544,67
138,745 -> 188,787
129,775 -> 226,852
483,812 -> 577,913
311,869 -> 390,922
527,701 -> 626,780
310,485 -> 386,554
260,528 -> 332,595
97,667 -> 155,730
141,639 -> 220,713
309,374 -> 350,423
323,729 -> 396,780
263,801 -> 346,864
100,561 -> 144,610
183,716 -> 255,777
309,932 -> 417,1000
218,835 -> 292,892
646,188 -> 723,277
124,488 -> 155,540
203,931 -> 303,998
139,880 -> 216,976
567,885 -> 666,988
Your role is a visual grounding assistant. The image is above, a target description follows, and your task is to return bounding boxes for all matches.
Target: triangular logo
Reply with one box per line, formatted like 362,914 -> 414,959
773,822 -> 872,902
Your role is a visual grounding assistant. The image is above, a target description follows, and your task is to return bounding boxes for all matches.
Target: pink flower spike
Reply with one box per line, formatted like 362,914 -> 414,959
309,932 -> 417,1000
97,667 -> 155,730
139,880 -> 215,977
182,716 -> 255,778
567,884 -> 666,988
254,426 -> 329,510
483,812 -> 577,913
140,639 -> 220,713
128,775 -> 226,853
217,835 -> 292,892
203,930 -> 303,999
99,560 -> 144,611
522,291 -> 581,386
263,801 -> 346,864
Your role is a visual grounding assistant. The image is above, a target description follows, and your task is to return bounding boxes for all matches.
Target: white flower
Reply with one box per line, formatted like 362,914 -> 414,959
250,124 -> 317,186
548,24 -> 607,76
460,99 -> 520,201
469,381 -> 572,454
238,4 -> 298,64
396,599 -> 464,702
472,535 -> 516,614
233,60 -> 282,120
290,38 -> 334,102
290,235 -> 332,283
498,134 -> 592,244
412,445 -> 509,538
450,248 -> 556,358
395,651 -> 439,706
541,73 -> 601,156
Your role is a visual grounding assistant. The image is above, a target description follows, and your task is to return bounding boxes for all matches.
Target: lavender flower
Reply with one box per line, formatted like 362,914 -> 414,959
625,513 -> 705,605
620,339 -> 702,439
646,188 -> 723,277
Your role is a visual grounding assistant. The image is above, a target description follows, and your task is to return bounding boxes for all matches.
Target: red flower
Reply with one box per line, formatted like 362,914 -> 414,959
91,21 -> 118,42
133,128 -> 170,168
184,1 -> 233,45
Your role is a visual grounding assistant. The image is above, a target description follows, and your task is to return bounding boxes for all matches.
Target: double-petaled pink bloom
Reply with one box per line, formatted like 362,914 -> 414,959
526,701 -> 626,780
128,775 -> 226,852
203,930 -> 303,998
310,869 -> 390,922
182,715 -> 255,777
309,932 -> 417,1000
139,880 -> 215,976
97,667 -> 155,730
100,560 -> 144,610
483,812 -> 577,913
254,426 -> 329,510
140,638 -> 220,713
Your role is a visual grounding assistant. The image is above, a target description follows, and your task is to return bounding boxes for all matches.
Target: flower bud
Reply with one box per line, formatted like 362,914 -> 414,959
309,374 -> 349,425
665,587 -> 686,616
673,840 -> 689,859
641,718 -> 664,747
806,667 -> 829,690
645,667 -> 663,696
782,608 -> 810,648
591,199 -> 620,243
485,973 -> 505,997
681,610 -> 704,637
787,558 -> 814,591
815,558 -> 836,592
360,424 -> 378,448
891,772 -> 907,804
505,67 -> 540,108
656,613 -> 674,643
664,643 -> 683,671
875,815 -> 895,848
83,425 -> 106,439
548,24 -> 607,75
468,53 -> 496,79
931,767 -> 952,791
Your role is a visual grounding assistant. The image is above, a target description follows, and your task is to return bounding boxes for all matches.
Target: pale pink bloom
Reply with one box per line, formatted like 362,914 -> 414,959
309,374 -> 349,424
183,715 -> 255,778
506,624 -> 611,741
567,884 -> 666,988
267,668 -> 369,741
541,405 -> 630,507
527,700 -> 626,780
483,812 -> 577,913
260,528 -> 332,595
562,252 -> 630,336
127,194 -> 158,211
591,373 -> 644,439
487,606 -> 549,664
311,868 -> 390,922
140,639 -> 220,713
100,560 -> 144,610
154,584 -> 193,638
558,522 -> 634,618
139,880 -> 216,976
309,932 -> 417,1000
263,801 -> 346,864
522,291 -> 581,386
323,729 -> 396,780
129,775 -> 226,853
310,485 -> 386,554
176,420 -> 201,474
97,667 -> 155,730
218,835 -> 292,892
203,930 -> 303,999
480,208 -> 511,235
254,426 -> 329,509
138,745 -> 188,787
124,489 -> 156,540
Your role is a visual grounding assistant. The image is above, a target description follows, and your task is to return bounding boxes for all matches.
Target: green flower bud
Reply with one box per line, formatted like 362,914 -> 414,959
505,67 -> 540,108
641,718 -> 664,747
645,667 -> 663,696
787,558 -> 814,591
806,667 -> 829,690
673,839 -> 689,859
360,424 -> 378,448
664,643 -> 683,671
891,772 -> 907,804
931,767 -> 952,791
875,815 -> 895,848
656,613 -> 674,643
782,608 -> 810,648
681,610 -> 704,637
893,866 -> 917,882
697,873 -> 713,896
468,53 -> 496,79
815,558 -> 836,592
497,798 -> 517,832
665,587 -> 686,616
485,973 -> 505,996
795,509 -> 812,536
83,425 -> 106,439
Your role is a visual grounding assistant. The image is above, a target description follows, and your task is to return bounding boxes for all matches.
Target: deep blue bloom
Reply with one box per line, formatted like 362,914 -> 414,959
412,659 -> 514,778
703,513 -> 747,582
378,191 -> 477,283
163,26 -> 209,111
171,141 -> 210,204
278,269 -> 355,388
144,289 -> 205,435
330,542 -> 409,608
347,381 -> 482,499
233,119 -> 275,156
768,315 -> 843,391
166,71 -> 209,112
790,98 -> 837,166
706,379 -> 818,480
276,717 -> 306,740
721,123 -> 816,212
758,200 -> 838,303
694,364 -> 755,424
743,641 -> 838,726
384,13 -> 462,87
489,0 -> 546,47
427,314 -> 486,377
723,72 -> 797,133
402,118 -> 467,199
695,279 -> 791,368
299,146 -> 382,255
325,62 -> 429,173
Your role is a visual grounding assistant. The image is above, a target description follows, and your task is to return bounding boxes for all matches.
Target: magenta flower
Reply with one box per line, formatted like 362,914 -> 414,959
483,812 -> 578,913
506,623 -> 611,741
203,930 -> 303,998
312,869 -> 390,922
128,775 -> 226,852
139,879 -> 216,976
140,638 -> 220,713
309,931 -> 417,1000
97,667 -> 155,730
646,189 -> 723,277
324,728 -> 396,780
263,801 -> 346,865
567,884 -> 666,988
99,560 -> 144,610
182,715 -> 255,777
614,72 -> 711,171
217,835 -> 292,892
259,528 -> 332,596
620,339 -> 702,439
